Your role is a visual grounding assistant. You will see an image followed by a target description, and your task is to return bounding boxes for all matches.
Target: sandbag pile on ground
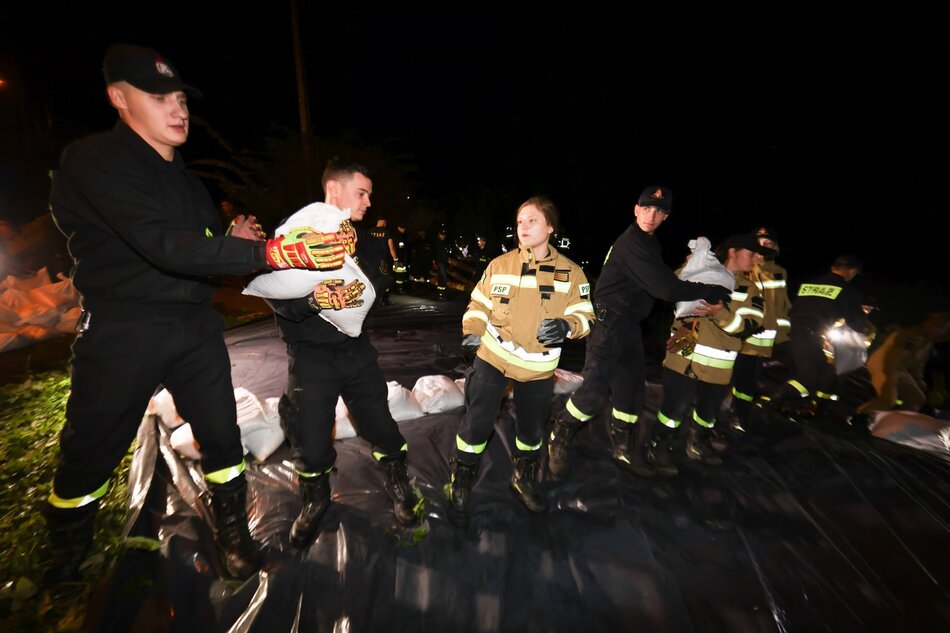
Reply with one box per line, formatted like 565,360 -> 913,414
0,267 -> 80,352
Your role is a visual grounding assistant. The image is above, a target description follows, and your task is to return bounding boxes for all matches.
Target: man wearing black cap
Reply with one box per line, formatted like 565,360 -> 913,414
547,186 -> 732,479
43,43 -> 347,583
769,254 -> 868,419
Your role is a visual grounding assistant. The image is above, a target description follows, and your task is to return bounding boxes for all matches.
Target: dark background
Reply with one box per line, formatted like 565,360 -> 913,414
2,6 -> 948,315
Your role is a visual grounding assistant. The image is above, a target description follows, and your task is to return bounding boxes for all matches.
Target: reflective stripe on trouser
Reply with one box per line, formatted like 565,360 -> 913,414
205,460 -> 246,484
612,408 -> 639,424
281,336 -> 407,474
49,479 -> 110,509
568,307 -> 645,426
659,368 -> 729,432
456,357 -> 553,465
373,443 -> 409,461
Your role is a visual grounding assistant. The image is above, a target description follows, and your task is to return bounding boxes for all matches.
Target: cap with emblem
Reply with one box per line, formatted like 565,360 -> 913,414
103,43 -> 202,97
637,185 -> 672,213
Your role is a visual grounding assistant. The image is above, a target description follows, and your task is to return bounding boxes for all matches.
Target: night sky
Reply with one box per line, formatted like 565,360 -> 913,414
2,7 -> 948,304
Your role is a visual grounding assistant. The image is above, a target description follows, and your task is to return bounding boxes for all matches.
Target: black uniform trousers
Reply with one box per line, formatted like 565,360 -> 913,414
55,304 -> 243,498
732,353 -> 762,399
659,368 -> 729,428
455,357 -> 554,466
279,334 -> 406,473
788,328 -> 837,397
567,304 -> 646,421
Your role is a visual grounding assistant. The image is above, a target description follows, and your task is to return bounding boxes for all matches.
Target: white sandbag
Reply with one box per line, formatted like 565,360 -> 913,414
55,307 -> 83,333
146,388 -> 187,429
387,381 -> 425,421
334,397 -> 357,439
553,368 -> 584,395
412,375 -> 465,413
674,237 -> 735,318
243,202 -> 375,337
235,388 -> 285,461
455,378 -> 466,393
28,275 -> 77,310
169,423 -> 202,460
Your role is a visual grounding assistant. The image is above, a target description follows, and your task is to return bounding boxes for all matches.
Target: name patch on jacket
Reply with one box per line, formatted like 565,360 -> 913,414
491,284 -> 512,296
580,283 -> 591,297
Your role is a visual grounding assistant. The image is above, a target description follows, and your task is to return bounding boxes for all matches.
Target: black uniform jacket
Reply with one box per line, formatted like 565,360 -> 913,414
789,271 -> 866,334
594,223 -> 718,320
50,122 -> 267,312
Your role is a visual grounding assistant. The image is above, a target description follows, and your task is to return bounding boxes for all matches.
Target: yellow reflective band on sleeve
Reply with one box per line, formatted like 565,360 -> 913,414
603,245 -> 614,265
564,301 -> 594,317
204,460 -> 246,484
684,344 -> 738,369
761,279 -> 787,289
747,329 -> 777,347
49,479 -> 110,509
731,291 -> 749,301
693,410 -> 715,428
456,435 -> 488,454
205,227 -> 213,237
297,466 -> 333,478
737,307 -> 765,320
612,408 -> 639,424
657,410 -> 681,428
553,280 -> 571,294
463,309 -> 489,324
815,391 -> 839,401
788,380 -> 810,397
470,287 -> 492,309
515,437 -> 543,451
722,314 -> 744,333
573,315 -> 591,336
566,399 -> 593,422
732,387 -> 755,402
776,318 -> 791,328
798,284 -> 842,299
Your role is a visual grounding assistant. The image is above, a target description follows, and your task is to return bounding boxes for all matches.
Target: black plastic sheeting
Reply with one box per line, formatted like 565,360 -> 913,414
92,295 -> 950,632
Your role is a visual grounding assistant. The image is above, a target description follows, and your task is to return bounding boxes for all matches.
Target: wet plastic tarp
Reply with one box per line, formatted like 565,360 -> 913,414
95,295 -> 950,632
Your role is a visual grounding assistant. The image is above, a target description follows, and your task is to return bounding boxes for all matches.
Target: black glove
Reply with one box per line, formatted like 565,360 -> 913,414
701,285 -> 731,305
536,318 -> 571,346
461,333 -> 481,354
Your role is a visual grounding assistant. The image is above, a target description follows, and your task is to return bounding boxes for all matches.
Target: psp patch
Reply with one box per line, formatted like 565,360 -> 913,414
579,283 -> 591,297
491,284 -> 512,296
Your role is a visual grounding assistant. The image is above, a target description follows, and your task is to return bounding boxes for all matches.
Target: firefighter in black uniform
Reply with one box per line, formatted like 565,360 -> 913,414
393,221 -> 410,293
547,186 -> 731,479
44,44 -> 346,583
471,234 -> 493,281
770,254 -> 867,418
366,217 -> 396,306
266,160 -> 419,548
433,226 -> 451,299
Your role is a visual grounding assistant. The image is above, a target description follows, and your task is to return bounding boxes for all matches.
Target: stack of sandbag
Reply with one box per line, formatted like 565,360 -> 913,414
0,268 -> 81,352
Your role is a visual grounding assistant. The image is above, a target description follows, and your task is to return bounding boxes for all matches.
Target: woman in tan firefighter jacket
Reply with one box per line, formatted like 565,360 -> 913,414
446,197 -> 594,527
650,234 -> 772,476
729,226 -> 791,431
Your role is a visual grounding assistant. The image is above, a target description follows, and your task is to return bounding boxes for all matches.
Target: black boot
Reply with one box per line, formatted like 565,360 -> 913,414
649,422 -> 680,478
290,470 -> 332,548
379,452 -> 419,525
511,454 -> 547,512
684,424 -> 723,466
41,501 -> 99,584
447,459 -> 477,528
208,474 -> 262,580
609,419 -> 654,477
547,415 -> 583,480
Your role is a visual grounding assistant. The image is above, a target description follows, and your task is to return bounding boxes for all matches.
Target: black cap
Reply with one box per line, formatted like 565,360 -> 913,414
637,186 -> 672,213
717,233 -> 777,258
103,43 -> 201,97
754,226 -> 779,242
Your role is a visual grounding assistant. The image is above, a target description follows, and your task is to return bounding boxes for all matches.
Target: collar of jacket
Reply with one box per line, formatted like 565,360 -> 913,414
518,244 -> 559,265
113,120 -> 186,169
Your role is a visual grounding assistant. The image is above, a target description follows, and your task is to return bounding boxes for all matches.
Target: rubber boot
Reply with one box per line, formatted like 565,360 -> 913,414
547,415 -> 583,480
208,474 -> 262,580
40,500 -> 99,584
379,452 -> 419,525
290,470 -> 332,548
684,423 -> 723,466
511,454 -> 547,512
448,459 -> 478,528
609,418 -> 654,477
649,421 -> 680,478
